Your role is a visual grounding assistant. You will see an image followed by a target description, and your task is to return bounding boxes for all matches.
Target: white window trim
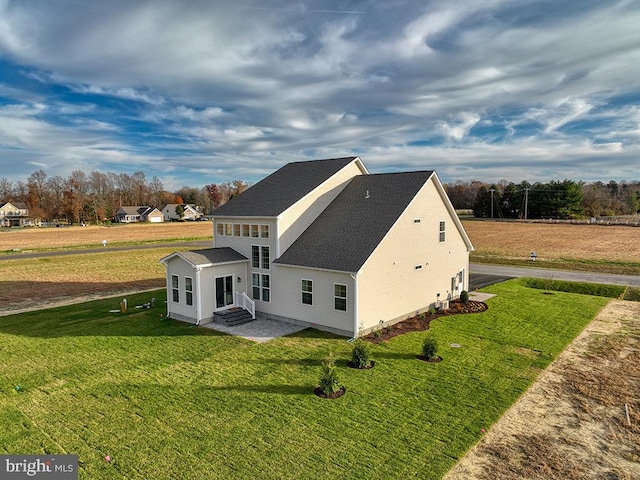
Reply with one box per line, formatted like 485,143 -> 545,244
185,276 -> 194,306
301,278 -> 313,306
334,283 -> 347,312
171,274 -> 179,303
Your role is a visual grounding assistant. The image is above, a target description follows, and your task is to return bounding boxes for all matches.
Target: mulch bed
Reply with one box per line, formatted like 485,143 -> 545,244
346,360 -> 375,369
417,355 -> 443,363
364,300 -> 488,343
313,386 -> 346,399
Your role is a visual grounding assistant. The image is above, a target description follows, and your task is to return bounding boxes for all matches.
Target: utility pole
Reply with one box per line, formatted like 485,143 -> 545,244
489,188 -> 495,219
524,187 -> 529,220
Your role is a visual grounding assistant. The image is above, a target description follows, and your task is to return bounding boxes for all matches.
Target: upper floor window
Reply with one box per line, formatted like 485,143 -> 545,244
252,245 -> 270,270
260,224 -> 269,238
242,224 -> 250,237
251,225 -> 259,237
225,223 -> 232,236
439,221 -> 445,242
233,224 -> 241,236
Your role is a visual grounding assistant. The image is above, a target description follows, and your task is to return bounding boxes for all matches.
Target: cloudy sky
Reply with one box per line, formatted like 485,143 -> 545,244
0,0 -> 639,189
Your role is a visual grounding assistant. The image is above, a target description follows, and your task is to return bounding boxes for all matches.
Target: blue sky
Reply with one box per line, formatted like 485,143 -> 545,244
0,0 -> 639,190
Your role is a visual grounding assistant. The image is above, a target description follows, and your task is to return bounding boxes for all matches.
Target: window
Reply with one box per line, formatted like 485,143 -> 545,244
216,223 -> 224,236
225,223 -> 232,236
252,246 -> 260,268
439,221 -> 446,242
233,224 -> 241,236
251,224 -> 259,237
302,279 -> 313,305
260,224 -> 269,238
171,275 -> 179,303
242,224 -> 250,237
252,273 -> 270,302
334,284 -> 347,311
185,277 -> 193,306
252,245 -> 270,270
252,273 -> 260,300
261,274 -> 270,302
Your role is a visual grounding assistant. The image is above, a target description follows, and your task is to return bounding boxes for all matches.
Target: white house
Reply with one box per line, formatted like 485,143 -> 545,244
162,204 -> 202,221
0,202 -> 39,227
114,206 -> 164,223
161,157 -> 473,337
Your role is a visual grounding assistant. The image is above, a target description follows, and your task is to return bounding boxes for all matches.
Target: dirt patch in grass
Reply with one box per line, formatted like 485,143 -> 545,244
444,300 -> 640,480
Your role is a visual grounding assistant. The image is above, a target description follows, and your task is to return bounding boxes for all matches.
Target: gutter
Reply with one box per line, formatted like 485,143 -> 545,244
350,272 -> 358,338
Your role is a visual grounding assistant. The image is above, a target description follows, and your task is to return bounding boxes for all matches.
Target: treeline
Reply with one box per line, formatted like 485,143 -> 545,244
444,179 -> 640,219
0,169 -> 248,224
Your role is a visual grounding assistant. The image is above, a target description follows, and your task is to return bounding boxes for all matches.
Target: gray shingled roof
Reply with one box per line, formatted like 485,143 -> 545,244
274,171 -> 434,272
173,248 -> 247,266
212,157 -> 358,217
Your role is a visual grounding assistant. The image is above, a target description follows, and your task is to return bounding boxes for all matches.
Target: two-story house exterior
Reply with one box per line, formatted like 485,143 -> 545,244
0,202 -> 38,227
161,157 -> 473,337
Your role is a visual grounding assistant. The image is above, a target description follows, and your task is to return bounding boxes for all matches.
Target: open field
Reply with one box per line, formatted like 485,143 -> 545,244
0,282 -> 611,479
0,222 -> 212,252
463,220 -> 640,275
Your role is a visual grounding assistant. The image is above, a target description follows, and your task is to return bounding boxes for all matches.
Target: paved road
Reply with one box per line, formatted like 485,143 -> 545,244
470,263 -> 640,287
2,244 -> 638,287
0,240 -> 212,260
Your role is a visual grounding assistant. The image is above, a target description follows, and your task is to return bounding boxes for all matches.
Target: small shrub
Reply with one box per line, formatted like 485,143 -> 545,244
429,306 -> 436,315
422,336 -> 438,360
373,329 -> 382,339
351,339 -> 372,368
319,357 -> 341,395
460,290 -> 469,304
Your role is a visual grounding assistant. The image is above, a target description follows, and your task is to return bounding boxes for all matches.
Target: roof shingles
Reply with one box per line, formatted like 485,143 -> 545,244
212,157 -> 358,217
274,171 -> 434,272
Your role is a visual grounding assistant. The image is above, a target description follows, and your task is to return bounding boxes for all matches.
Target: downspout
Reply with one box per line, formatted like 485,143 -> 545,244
350,272 -> 358,340
196,267 -> 202,325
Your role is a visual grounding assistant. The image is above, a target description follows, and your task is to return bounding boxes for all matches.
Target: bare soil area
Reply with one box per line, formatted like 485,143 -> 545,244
462,221 -> 640,264
444,300 -> 640,480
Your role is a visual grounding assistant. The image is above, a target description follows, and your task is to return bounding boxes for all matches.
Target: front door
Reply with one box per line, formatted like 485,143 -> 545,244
215,275 -> 234,309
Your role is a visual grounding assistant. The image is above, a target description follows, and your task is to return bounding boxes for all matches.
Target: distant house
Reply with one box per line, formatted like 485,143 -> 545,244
0,202 -> 40,227
114,206 -> 164,223
161,157 -> 474,338
162,204 -> 203,221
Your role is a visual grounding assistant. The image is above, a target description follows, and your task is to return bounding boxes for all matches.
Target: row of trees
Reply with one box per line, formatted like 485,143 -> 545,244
0,170 -> 248,224
3,168 -> 638,223
445,179 -> 640,219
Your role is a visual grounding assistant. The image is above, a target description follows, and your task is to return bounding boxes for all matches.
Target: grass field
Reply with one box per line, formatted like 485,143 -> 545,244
463,220 -> 640,275
0,281 -> 610,479
0,222 -> 212,252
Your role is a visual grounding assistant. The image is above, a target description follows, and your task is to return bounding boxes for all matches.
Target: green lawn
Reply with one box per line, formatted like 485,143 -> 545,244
0,281 -> 609,479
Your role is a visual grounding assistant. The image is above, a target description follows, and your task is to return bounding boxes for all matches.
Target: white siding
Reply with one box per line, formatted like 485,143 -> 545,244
260,264 -> 355,336
164,255 -> 249,324
357,176 -> 470,333
213,218 -> 277,260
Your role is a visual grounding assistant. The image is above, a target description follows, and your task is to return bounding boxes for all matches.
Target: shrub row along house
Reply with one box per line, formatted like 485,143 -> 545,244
161,157 -> 473,338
